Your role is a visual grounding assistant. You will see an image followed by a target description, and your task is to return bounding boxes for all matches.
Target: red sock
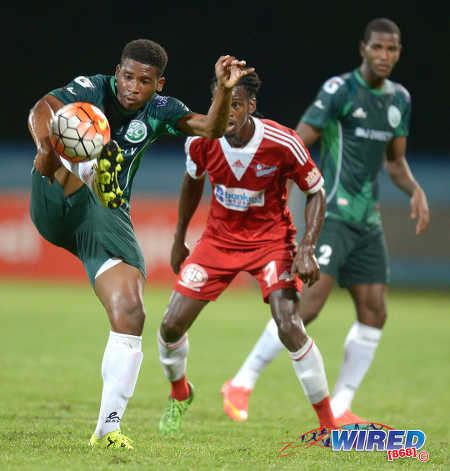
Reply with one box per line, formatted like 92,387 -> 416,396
312,396 -> 338,428
170,376 -> 190,401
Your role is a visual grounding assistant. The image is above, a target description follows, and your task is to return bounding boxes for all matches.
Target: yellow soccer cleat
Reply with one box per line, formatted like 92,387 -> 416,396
89,430 -> 134,449
93,140 -> 125,209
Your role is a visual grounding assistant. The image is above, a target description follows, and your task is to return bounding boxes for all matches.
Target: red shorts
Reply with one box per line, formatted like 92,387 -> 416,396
174,237 -> 302,303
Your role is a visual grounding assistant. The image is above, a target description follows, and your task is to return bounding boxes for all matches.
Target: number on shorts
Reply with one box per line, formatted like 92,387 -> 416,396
263,260 -> 278,287
317,244 -> 332,266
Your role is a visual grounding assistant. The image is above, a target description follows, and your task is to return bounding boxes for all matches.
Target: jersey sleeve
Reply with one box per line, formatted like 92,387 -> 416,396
301,76 -> 348,128
156,97 -> 192,137
282,131 -> 324,194
185,136 -> 206,179
393,84 -> 411,137
48,75 -> 101,105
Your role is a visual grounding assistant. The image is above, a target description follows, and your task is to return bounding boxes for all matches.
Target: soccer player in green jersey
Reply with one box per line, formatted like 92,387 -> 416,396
221,18 -> 430,425
28,38 -> 254,448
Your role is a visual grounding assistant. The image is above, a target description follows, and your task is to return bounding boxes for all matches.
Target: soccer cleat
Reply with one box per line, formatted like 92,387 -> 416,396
221,379 -> 252,422
159,381 -> 194,435
335,409 -> 369,426
89,430 -> 134,449
93,140 -> 125,209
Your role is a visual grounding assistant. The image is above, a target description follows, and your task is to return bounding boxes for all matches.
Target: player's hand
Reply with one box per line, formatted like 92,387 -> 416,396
33,147 -> 61,184
290,244 -> 320,287
170,238 -> 190,274
410,186 -> 429,235
215,55 -> 255,90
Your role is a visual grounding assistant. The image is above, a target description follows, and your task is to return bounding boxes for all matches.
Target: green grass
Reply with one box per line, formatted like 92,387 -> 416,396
0,280 -> 449,470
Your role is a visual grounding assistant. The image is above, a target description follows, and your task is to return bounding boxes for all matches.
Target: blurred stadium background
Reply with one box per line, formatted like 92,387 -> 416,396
2,3 -> 449,289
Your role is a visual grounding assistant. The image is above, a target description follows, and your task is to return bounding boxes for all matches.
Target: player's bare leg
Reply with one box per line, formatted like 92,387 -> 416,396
158,292 -> 208,434
331,283 -> 386,424
223,274 -> 334,422
269,288 -> 337,428
89,262 -> 146,448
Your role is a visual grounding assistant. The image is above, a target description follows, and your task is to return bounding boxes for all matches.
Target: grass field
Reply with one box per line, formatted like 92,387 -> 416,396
1,280 -> 449,470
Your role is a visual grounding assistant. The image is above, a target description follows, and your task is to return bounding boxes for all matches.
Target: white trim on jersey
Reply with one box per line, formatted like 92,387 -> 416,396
185,136 -> 205,179
263,123 -> 308,165
326,122 -> 343,203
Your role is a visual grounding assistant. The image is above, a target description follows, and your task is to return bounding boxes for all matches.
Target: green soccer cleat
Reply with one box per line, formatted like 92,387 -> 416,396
93,140 -> 125,209
159,382 -> 194,435
89,430 -> 134,449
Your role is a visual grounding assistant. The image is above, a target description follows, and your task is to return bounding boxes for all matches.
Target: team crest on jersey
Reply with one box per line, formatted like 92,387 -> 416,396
125,120 -> 147,143
180,264 -> 208,290
387,105 -> 401,128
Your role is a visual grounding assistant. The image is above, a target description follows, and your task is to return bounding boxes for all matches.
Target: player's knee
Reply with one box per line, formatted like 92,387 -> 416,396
160,311 -> 186,343
358,300 -> 387,328
275,309 -> 308,349
110,295 -> 146,335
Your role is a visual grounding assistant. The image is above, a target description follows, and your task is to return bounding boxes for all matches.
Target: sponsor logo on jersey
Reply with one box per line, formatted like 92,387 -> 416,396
179,263 -> 208,291
156,96 -> 168,107
352,107 -> 367,119
387,105 -> 401,128
125,120 -> 147,143
233,160 -> 245,168
305,167 -> 321,187
323,76 -> 344,94
355,127 -> 393,142
337,197 -> 349,206
255,163 -> 277,177
214,184 -> 265,211
314,99 -> 325,109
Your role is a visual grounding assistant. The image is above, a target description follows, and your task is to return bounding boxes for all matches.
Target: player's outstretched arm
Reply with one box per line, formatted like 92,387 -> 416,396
291,187 -> 326,287
385,137 -> 430,235
28,94 -> 65,179
171,173 -> 206,274
176,55 -> 255,138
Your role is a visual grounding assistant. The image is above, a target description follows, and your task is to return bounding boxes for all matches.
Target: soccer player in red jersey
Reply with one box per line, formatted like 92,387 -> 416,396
157,71 -> 338,434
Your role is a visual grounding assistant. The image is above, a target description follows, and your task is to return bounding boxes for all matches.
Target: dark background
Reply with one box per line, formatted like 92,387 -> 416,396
5,2 -> 449,155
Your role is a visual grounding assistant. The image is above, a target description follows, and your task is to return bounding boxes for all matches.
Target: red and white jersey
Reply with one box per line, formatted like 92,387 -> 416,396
185,117 -> 324,249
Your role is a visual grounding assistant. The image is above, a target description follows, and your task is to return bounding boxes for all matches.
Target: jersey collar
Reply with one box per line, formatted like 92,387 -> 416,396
353,69 -> 386,96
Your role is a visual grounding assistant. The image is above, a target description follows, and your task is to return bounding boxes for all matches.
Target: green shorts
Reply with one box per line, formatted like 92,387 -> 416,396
29,169 -> 146,286
315,217 -> 389,287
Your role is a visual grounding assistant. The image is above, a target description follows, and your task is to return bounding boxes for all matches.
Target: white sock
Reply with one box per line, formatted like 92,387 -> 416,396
94,331 -> 143,438
59,156 -> 96,191
290,337 -> 330,404
231,318 -> 284,390
331,321 -> 382,417
157,330 -> 189,381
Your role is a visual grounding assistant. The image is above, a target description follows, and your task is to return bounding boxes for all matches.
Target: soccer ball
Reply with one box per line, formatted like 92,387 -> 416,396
50,102 -> 110,162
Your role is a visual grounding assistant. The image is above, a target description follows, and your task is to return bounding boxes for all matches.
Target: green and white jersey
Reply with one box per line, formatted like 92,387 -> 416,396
302,69 -> 411,227
50,74 -> 191,207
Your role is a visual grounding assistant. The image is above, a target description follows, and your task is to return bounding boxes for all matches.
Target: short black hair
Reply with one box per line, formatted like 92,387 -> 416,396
120,39 -> 168,75
210,70 -> 262,98
363,18 -> 401,43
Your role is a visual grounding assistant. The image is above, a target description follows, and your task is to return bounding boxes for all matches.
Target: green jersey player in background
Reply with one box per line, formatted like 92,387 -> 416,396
221,18 -> 429,425
28,38 -> 254,449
